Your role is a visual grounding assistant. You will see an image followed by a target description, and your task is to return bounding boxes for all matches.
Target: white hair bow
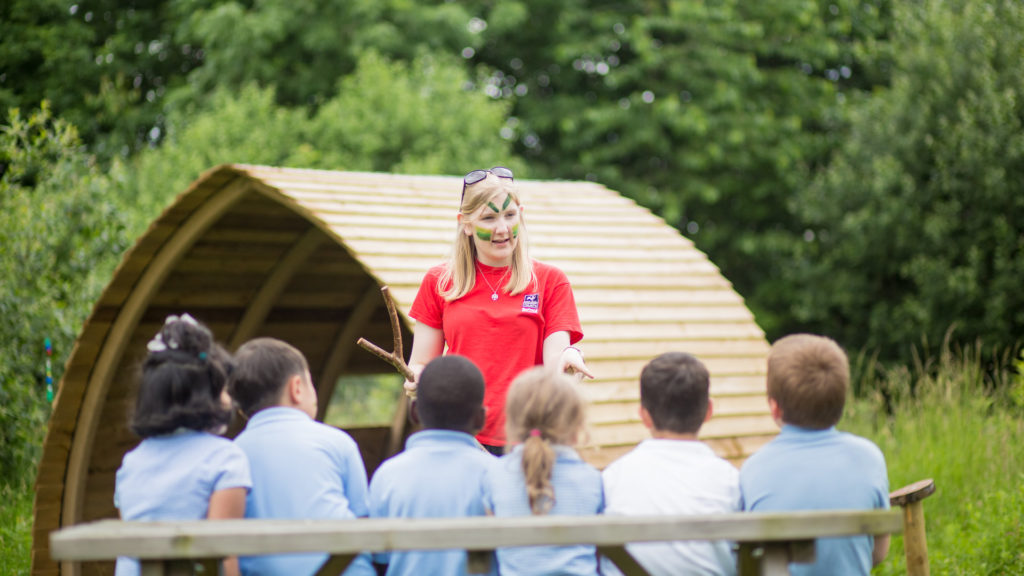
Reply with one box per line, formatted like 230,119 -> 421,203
146,313 -> 200,352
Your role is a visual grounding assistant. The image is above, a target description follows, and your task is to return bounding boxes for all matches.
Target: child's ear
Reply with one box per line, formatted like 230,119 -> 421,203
704,398 -> 715,423
768,397 -> 783,425
287,374 -> 305,405
471,406 -> 486,434
409,400 -> 422,427
638,406 -> 655,431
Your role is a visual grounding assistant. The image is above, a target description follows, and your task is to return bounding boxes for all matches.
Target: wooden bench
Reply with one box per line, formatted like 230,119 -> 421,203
49,504 -> 921,576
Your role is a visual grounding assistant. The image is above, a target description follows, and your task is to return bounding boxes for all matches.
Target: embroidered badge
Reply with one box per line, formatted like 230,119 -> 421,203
522,293 -> 540,313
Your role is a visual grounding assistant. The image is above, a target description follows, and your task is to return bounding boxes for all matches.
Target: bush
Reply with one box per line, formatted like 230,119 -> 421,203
787,0 -> 1024,363
127,51 -> 517,219
0,103 -> 131,487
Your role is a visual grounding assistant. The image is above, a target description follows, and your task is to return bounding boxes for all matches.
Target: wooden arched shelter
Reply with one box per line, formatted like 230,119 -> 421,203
33,164 -> 776,575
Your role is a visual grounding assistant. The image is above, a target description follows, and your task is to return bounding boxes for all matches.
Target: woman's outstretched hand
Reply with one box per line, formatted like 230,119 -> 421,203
559,346 -> 594,380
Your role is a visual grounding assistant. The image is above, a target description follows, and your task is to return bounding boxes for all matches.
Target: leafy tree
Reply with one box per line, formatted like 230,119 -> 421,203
0,104 -> 131,486
460,0 -> 893,334
786,0 -> 1024,362
127,51 -> 516,217
308,52 -> 514,174
0,0 -> 203,158
170,0 -> 476,108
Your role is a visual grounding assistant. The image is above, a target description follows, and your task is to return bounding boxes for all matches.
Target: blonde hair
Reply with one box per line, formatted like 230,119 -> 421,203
504,367 -> 586,515
767,334 -> 849,429
439,173 -> 533,301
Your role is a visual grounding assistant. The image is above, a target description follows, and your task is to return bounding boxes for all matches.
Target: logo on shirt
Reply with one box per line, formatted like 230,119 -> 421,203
522,293 -> 540,313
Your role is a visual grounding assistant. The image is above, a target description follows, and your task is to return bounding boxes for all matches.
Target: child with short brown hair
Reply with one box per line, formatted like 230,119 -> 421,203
740,334 -> 890,576
602,352 -> 740,576
230,337 -> 370,576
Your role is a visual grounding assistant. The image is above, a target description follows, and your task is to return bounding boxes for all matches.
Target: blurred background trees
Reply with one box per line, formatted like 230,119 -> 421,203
2,0 -> 1023,487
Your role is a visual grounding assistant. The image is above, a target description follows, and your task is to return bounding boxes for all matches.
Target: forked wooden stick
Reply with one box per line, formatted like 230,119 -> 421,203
357,286 -> 416,387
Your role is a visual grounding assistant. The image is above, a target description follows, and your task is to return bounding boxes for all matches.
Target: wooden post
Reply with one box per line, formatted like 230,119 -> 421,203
597,545 -> 651,575
890,479 -> 936,576
314,554 -> 356,576
466,550 -> 494,574
140,560 -> 194,576
737,540 -> 814,576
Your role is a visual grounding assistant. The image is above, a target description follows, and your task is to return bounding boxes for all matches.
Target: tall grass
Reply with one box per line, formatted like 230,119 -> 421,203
843,344 -> 1024,575
0,482 -> 33,576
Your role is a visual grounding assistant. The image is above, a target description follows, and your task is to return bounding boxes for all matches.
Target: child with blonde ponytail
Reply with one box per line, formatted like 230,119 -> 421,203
483,367 -> 604,575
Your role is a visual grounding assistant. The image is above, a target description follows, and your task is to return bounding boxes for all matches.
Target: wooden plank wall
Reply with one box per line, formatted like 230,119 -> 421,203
241,165 -> 777,467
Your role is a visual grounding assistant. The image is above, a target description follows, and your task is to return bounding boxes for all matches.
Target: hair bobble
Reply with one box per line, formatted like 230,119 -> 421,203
529,428 -> 542,438
146,313 -> 201,353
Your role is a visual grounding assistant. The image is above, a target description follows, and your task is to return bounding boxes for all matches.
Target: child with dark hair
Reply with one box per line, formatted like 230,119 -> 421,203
115,314 -> 250,576
367,355 -> 494,576
740,334 -> 890,576
482,367 -> 603,576
601,352 -> 740,576
229,337 -> 370,576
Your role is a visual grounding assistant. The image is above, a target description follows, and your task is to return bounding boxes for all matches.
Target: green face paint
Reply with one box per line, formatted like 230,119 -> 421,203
475,227 -> 493,241
487,194 -> 513,213
512,224 -> 519,239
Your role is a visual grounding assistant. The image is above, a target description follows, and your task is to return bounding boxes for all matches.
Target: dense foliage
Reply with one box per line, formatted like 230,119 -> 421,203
0,105 -> 131,486
1,0 -> 1023,491
785,0 -> 1024,360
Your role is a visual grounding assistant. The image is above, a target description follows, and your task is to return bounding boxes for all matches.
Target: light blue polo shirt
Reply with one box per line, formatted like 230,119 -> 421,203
114,430 -> 251,576
740,425 -> 890,576
483,444 -> 605,576
368,429 -> 496,576
234,406 -> 371,576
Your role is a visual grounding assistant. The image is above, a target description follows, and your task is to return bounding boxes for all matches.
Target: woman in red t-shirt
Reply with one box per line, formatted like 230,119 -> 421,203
406,167 -> 593,454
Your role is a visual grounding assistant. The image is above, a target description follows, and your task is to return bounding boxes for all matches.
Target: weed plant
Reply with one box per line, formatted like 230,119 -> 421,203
0,482 -> 33,576
844,344 -> 1024,575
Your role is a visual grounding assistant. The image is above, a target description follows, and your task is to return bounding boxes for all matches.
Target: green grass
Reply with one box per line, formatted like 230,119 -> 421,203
843,346 -> 1024,575
0,482 -> 34,576
323,373 -> 405,428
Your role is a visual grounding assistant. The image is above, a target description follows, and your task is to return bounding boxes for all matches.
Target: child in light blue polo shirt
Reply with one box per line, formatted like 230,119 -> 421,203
483,367 -> 604,576
115,314 -> 250,576
230,337 -> 371,576
368,354 -> 496,576
740,334 -> 890,576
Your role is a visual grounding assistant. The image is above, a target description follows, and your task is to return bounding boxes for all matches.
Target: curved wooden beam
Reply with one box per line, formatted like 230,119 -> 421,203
315,283 -> 383,422
228,227 -> 325,351
60,178 -> 249,576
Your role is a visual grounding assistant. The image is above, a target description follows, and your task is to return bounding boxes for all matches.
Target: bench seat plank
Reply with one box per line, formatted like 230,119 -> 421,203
51,510 -> 902,562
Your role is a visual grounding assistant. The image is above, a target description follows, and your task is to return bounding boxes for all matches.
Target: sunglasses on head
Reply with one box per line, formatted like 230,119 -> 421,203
461,166 -> 514,205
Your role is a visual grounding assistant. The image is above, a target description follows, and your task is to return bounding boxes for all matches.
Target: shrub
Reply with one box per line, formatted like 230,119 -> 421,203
0,103 -> 131,487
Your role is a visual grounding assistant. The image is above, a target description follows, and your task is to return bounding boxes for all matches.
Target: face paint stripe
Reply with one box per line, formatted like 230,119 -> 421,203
487,201 -> 500,213
475,227 -> 493,241
502,194 -> 512,210
512,224 -> 519,239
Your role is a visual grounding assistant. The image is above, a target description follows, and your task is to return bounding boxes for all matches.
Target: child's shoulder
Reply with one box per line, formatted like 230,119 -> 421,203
835,429 -> 886,462
606,439 -> 736,480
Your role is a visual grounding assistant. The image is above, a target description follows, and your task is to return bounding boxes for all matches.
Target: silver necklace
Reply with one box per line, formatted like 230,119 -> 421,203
477,264 -> 510,301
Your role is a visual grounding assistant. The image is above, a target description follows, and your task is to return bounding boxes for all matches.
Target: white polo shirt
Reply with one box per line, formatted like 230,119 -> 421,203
602,438 -> 741,576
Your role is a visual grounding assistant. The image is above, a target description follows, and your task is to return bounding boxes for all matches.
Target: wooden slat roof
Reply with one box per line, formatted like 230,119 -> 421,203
33,164 -> 776,576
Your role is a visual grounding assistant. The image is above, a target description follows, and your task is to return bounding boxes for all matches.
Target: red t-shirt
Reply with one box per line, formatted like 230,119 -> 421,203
409,260 -> 584,446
